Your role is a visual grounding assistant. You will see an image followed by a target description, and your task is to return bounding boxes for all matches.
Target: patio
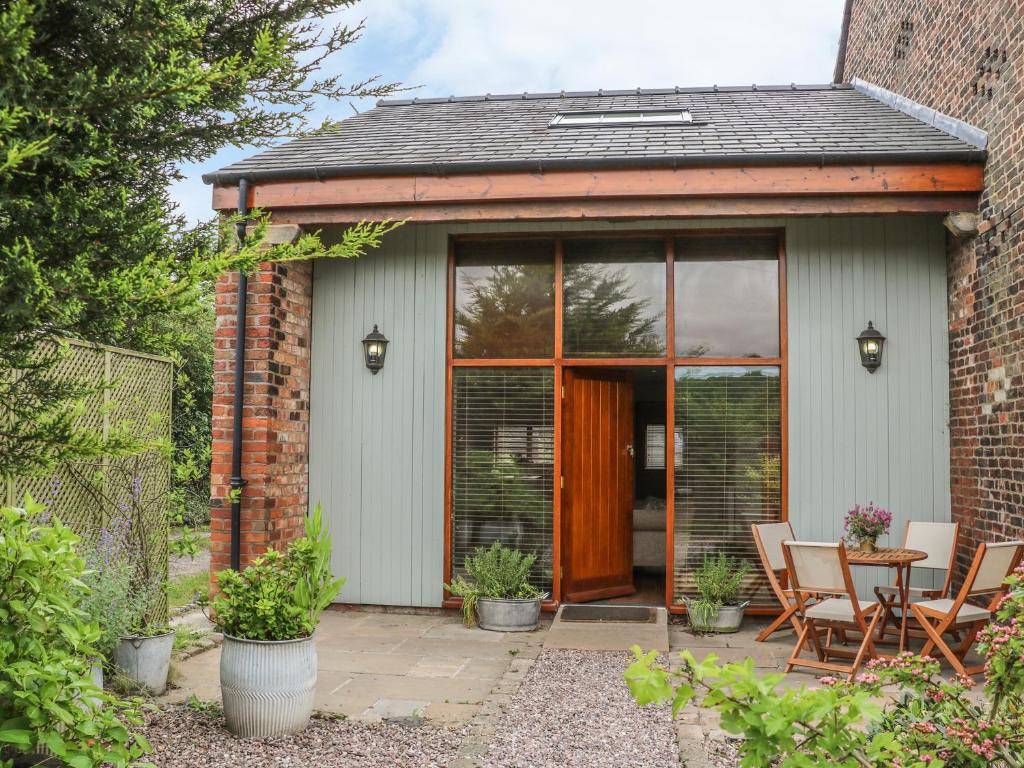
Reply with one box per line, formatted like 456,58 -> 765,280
166,610 -> 548,724
157,608 -> 991,767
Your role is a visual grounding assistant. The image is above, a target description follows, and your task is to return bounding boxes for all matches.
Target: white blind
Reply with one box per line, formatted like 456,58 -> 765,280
451,368 -> 555,592
644,423 -> 684,470
673,366 -> 782,604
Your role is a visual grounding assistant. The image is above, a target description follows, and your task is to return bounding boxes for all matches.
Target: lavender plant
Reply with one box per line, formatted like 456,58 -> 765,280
79,518 -> 149,658
64,425 -> 177,633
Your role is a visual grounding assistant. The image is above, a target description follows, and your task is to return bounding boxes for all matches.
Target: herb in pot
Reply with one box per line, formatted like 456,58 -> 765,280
688,552 -> 750,631
445,541 -> 544,627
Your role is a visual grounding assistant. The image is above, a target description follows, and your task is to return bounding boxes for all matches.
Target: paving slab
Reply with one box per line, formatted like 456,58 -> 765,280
543,605 -> 670,652
161,609 -> 546,725
358,698 -> 431,721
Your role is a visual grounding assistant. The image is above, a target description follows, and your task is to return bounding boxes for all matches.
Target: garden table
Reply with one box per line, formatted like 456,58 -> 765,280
847,547 -> 928,654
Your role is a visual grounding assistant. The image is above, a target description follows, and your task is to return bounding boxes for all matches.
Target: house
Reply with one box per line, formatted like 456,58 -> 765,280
203,82 -> 987,611
834,0 -> 1024,583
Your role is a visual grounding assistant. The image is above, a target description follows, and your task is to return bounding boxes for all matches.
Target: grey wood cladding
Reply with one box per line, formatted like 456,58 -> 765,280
310,217 -> 950,606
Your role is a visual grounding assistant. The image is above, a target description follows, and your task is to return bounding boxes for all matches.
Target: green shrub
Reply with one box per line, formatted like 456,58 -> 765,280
0,496 -> 150,767
444,542 -> 543,627
210,504 -> 343,641
626,565 -> 1024,767
687,552 -> 749,630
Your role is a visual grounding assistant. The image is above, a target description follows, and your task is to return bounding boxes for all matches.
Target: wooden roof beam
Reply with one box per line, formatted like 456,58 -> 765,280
258,193 -> 979,225
211,163 -> 984,214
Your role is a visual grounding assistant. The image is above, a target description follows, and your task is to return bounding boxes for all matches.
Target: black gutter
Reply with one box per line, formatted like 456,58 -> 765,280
202,149 -> 986,185
229,178 -> 249,572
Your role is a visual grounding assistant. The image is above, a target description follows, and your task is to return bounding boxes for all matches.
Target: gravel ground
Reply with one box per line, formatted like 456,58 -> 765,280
706,736 -> 742,767
168,534 -> 210,579
479,650 -> 678,768
141,705 -> 465,767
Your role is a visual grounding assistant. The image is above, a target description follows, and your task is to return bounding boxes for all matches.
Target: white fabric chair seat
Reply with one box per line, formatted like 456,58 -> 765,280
805,598 -> 878,623
876,584 -> 939,598
915,598 -> 990,624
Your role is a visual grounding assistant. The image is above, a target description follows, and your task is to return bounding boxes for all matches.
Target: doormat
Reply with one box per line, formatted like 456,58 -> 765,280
558,605 -> 658,623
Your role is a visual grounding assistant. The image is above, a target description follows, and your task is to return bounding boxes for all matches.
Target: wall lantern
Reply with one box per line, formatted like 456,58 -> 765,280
856,321 -> 885,373
362,324 -> 389,374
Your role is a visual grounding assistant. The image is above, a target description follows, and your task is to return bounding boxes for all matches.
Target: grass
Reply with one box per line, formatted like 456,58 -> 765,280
185,694 -> 222,717
168,571 -> 209,611
173,625 -> 211,653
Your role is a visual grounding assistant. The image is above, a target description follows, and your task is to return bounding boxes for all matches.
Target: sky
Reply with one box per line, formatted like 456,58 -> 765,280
172,0 -> 848,225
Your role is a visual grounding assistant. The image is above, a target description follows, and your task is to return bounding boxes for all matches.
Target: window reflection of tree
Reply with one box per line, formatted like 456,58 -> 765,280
563,262 -> 664,356
451,369 -> 554,589
674,369 -> 781,600
455,264 -> 554,358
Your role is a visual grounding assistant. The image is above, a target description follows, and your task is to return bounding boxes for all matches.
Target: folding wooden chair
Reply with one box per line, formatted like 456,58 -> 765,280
911,540 -> 1024,677
782,540 -> 882,681
752,522 -> 803,642
874,521 -> 959,640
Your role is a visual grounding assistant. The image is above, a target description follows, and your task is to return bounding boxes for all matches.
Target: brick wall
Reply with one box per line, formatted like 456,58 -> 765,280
840,0 -> 1024,574
210,261 -> 314,574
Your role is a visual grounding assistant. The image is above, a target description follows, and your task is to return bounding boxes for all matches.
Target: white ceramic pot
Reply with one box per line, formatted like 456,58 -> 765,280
220,633 -> 317,738
476,597 -> 542,632
113,631 -> 174,694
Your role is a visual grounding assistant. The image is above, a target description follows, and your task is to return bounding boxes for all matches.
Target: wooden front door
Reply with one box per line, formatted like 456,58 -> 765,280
561,368 -> 636,603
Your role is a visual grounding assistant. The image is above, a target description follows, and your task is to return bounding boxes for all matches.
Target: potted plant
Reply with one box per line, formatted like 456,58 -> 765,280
79,517 -> 147,691
209,504 -> 343,738
844,502 -> 892,553
445,541 -> 545,632
106,472 -> 175,696
685,552 -> 750,633
65,440 -> 187,696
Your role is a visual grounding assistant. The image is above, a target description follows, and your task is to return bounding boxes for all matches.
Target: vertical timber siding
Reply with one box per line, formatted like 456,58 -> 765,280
787,216 -> 950,595
310,216 -> 950,605
310,225 -> 448,606
839,0 -> 1024,584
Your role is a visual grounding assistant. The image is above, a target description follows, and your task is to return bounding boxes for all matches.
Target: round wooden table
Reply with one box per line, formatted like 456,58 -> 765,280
847,547 -> 928,653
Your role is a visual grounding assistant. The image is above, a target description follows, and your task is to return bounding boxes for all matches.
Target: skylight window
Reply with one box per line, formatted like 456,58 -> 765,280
549,110 -> 693,127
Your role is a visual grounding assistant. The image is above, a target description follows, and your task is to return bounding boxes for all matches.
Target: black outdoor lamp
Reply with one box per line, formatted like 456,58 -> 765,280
856,321 -> 885,373
362,324 -> 389,374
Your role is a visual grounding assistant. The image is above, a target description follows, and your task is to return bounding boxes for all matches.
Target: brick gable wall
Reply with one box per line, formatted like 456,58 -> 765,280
841,0 -> 1024,573
209,261 -> 313,574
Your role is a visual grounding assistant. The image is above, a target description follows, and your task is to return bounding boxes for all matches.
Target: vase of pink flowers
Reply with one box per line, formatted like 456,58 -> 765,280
844,502 -> 892,553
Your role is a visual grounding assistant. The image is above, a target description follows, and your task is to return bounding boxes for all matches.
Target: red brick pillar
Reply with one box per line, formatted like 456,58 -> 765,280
210,259 -> 314,575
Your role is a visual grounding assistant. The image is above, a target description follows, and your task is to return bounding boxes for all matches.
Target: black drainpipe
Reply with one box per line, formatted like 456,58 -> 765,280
229,178 -> 249,571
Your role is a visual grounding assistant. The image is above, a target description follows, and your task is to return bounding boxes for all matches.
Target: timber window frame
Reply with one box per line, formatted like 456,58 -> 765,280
443,229 -> 788,614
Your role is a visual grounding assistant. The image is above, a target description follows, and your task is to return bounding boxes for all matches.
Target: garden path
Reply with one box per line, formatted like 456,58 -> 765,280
164,610 -> 548,723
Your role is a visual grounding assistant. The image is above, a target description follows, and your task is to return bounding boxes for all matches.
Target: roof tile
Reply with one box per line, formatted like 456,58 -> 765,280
204,84 -> 982,182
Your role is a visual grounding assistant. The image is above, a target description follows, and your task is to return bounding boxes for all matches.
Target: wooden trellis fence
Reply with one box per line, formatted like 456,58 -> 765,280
1,338 -> 174,618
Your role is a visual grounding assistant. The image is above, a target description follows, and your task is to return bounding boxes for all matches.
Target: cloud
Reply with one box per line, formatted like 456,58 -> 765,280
361,0 -> 847,97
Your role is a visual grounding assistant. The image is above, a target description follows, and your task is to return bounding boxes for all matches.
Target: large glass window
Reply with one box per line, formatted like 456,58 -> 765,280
451,368 -> 555,592
673,366 -> 781,604
675,236 -> 779,358
563,238 -> 666,357
454,240 -> 555,358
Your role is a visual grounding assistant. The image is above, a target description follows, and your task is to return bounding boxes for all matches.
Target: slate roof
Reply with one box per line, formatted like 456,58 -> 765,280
203,84 -> 984,184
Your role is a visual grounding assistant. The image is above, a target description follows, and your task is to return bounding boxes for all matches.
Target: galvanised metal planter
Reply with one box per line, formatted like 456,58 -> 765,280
476,597 -> 542,632
684,600 -> 750,634
113,630 -> 173,694
220,633 -> 317,738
